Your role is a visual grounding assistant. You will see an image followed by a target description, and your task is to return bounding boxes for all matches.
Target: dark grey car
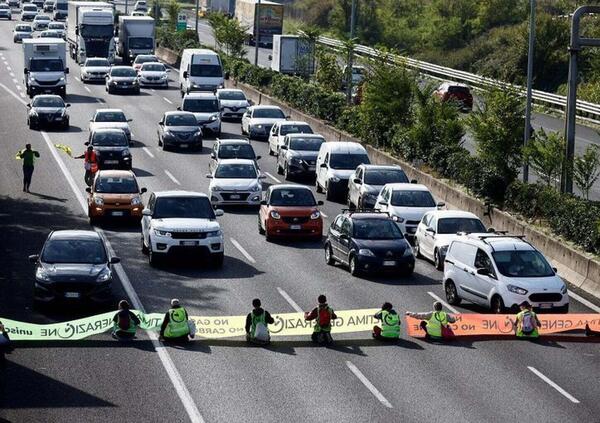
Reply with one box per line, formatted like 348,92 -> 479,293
158,111 -> 203,151
27,94 -> 70,130
87,128 -> 132,169
106,66 -> 140,94
276,134 -> 325,180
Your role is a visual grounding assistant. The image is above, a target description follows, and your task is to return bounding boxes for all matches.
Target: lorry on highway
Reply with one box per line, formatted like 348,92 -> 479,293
270,34 -> 314,75
207,0 -> 235,15
52,0 -> 68,21
235,0 -> 283,47
117,16 -> 155,64
67,2 -> 116,64
23,38 -> 69,98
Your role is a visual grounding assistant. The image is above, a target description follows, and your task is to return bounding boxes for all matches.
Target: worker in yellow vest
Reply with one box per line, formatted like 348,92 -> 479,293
160,299 -> 191,343
372,302 -> 400,341
514,301 -> 541,339
406,301 -> 456,340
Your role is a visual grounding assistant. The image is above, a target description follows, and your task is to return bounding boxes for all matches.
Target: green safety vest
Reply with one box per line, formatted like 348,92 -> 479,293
380,310 -> 400,338
516,310 -> 539,338
250,311 -> 267,338
426,311 -> 448,338
164,307 -> 190,338
313,306 -> 334,333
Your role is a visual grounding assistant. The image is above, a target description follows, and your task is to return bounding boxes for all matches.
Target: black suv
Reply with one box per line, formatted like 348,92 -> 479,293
276,134 -> 325,180
324,211 -> 415,276
87,128 -> 132,170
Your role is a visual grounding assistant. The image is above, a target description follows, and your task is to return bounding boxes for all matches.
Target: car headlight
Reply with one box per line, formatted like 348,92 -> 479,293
211,185 -> 223,192
30,110 -> 38,117
402,247 -> 413,257
161,74 -> 168,80
270,210 -> 281,219
59,77 -> 65,81
391,215 -> 405,223
561,284 -> 568,294
310,210 -> 320,220
192,83 -> 199,88
330,176 -> 340,183
122,149 -> 130,157
250,184 -> 261,192
507,284 -> 528,295
194,130 -> 202,137
28,76 -> 35,83
291,157 -> 303,165
35,267 -> 51,282
131,196 -> 142,205
206,229 -> 222,237
255,124 -> 263,129
358,249 -> 375,257
96,268 -> 111,282
154,229 -> 171,237
209,114 -> 218,121
163,129 -> 173,138
94,196 -> 104,206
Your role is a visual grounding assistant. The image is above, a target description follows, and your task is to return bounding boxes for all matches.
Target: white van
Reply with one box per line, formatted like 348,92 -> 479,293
179,49 -> 227,95
315,142 -> 370,200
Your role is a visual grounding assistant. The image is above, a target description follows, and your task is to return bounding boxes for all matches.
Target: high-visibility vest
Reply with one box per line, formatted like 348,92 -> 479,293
380,310 -> 400,338
164,307 -> 190,338
84,150 -> 98,173
426,311 -> 448,338
516,310 -> 539,338
313,306 -> 334,333
250,311 -> 267,338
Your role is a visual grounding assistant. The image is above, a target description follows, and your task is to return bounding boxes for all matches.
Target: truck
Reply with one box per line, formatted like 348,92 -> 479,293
52,0 -> 68,21
23,38 -> 69,98
207,0 -> 235,15
271,35 -> 314,75
235,0 -> 283,47
67,2 -> 116,64
117,16 -> 155,64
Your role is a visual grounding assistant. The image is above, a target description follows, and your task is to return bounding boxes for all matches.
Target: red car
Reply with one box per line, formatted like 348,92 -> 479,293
258,185 -> 323,241
434,82 -> 473,111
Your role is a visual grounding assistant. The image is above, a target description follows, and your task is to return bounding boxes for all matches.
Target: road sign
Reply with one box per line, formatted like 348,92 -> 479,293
177,13 -> 187,31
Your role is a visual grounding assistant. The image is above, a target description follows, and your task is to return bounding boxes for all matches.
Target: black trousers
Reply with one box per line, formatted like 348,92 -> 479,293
23,165 -> 34,188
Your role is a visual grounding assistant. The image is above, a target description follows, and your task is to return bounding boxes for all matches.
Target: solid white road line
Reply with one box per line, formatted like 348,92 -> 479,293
12,78 -> 17,84
527,366 -> 580,404
569,291 -> 600,313
346,361 -> 393,409
142,147 -> 155,158
0,82 -> 26,105
7,66 -> 11,71
427,291 -> 459,314
75,77 -> 80,82
9,72 -> 14,77
276,287 -> 303,313
164,169 -> 181,185
264,172 -> 280,183
163,97 -> 173,104
230,238 -> 256,264
84,86 -> 91,93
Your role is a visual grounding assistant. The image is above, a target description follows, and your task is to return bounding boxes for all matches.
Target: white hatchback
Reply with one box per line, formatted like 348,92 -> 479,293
268,120 -> 313,156
206,159 -> 264,206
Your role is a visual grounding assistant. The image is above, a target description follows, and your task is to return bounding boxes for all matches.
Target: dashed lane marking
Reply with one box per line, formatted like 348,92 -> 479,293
84,86 -> 91,93
75,76 -> 80,82
164,169 -> 181,185
427,291 -> 459,314
230,238 -> 256,264
346,361 -> 393,409
12,78 -> 18,84
276,287 -> 303,313
569,291 -> 600,313
264,172 -> 280,183
142,147 -> 155,158
163,97 -> 173,104
9,72 -> 14,77
320,211 -> 328,218
528,367 -> 580,404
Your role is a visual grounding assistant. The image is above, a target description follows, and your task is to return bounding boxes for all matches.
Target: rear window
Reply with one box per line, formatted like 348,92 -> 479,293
390,190 -> 435,207
448,86 -> 471,95
364,169 -> 408,185
269,188 -> 315,206
218,144 -> 255,159
280,124 -> 312,136
94,176 -> 138,193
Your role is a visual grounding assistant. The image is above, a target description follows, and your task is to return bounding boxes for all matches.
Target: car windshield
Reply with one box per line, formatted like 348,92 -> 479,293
111,68 -> 136,77
329,153 -> 369,170
448,86 -> 470,95
134,56 -> 157,64
42,239 -> 107,264
17,26 -> 32,32
269,188 -> 315,206
35,16 -> 50,20
86,59 -> 109,67
215,163 -> 257,179
219,91 -> 246,100
492,250 -> 554,278
0,4 -> 9,8
23,5 -> 37,10
95,111 -> 127,122
218,144 -> 255,159
437,218 -> 486,234
48,24 -> 65,30
364,169 -> 408,185
142,63 -> 165,72
94,176 -> 138,193
92,132 -> 127,146
130,38 -> 154,49
289,137 -> 324,151
390,190 -> 436,207
29,59 -> 63,72
165,114 -> 198,126
253,108 -> 285,119
183,99 -> 218,113
154,197 -> 215,219
353,219 -> 403,240
32,97 -> 64,107
280,124 -> 312,136
189,64 -> 222,77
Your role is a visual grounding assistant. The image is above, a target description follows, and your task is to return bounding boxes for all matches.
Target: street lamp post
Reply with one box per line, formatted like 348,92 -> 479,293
195,0 -> 200,35
346,0 -> 357,104
523,0 -> 536,183
254,0 -> 261,66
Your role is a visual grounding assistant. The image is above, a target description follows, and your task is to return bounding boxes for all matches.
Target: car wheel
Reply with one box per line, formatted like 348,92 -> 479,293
258,216 -> 265,235
414,238 -> 422,258
346,194 -> 354,210
491,295 -> 505,314
283,164 -> 290,180
265,227 -> 272,242
89,216 -> 99,225
135,88 -> 140,95
148,247 -> 160,267
324,243 -> 335,265
325,183 -> 335,201
211,252 -> 224,268
445,281 -> 461,305
28,119 -> 35,130
62,120 -> 69,130
269,144 -> 274,156
349,255 -> 360,276
161,141 -> 169,151
434,248 -> 444,270
141,235 -> 148,254
276,161 -> 283,175
315,179 -> 322,193
158,136 -> 162,147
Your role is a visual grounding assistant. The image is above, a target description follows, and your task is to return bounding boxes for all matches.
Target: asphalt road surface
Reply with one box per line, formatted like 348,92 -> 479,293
1,14 -> 600,423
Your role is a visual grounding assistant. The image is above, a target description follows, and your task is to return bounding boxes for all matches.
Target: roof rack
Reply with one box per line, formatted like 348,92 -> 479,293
342,208 -> 385,215
469,232 -> 529,252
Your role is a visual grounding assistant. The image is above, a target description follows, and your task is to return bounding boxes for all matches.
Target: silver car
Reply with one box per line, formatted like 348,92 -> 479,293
14,24 -> 33,43
105,66 -> 140,94
138,62 -> 169,88
216,88 -> 251,120
81,57 -> 111,83
20,4 -> 38,21
47,22 -> 66,40
89,109 -> 133,143
32,14 -> 51,30
0,4 -> 12,20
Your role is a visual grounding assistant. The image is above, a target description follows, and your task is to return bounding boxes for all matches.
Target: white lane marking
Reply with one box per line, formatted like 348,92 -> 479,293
164,169 -> 181,185
151,88 -> 155,92
163,96 -> 173,104
427,291 -> 459,314
142,147 -> 155,158
569,291 -> 600,313
84,86 -> 91,93
276,287 -> 303,313
346,361 -> 393,409
12,78 -> 18,84
527,367 -> 580,404
15,85 -> 22,91
96,98 -> 102,103
320,211 -> 328,218
7,66 -> 11,71
230,238 -> 256,264
75,76 -> 80,82
264,172 -> 280,183
0,82 -> 26,105
9,72 -> 14,77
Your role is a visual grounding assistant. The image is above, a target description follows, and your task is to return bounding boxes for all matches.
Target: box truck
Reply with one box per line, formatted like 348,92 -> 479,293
52,0 -> 68,20
67,2 -> 116,64
235,0 -> 283,47
207,0 -> 235,14
271,35 -> 314,75
117,16 -> 155,64
23,38 -> 69,97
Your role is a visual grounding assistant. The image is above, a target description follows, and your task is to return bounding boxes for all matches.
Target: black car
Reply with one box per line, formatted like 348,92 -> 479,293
105,66 -> 140,94
29,230 -> 120,304
277,134 -> 325,180
324,211 -> 415,276
87,128 -> 132,169
27,95 -> 70,129
158,111 -> 203,151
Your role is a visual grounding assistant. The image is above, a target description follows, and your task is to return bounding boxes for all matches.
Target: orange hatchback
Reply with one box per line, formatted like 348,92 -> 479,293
86,170 -> 147,223
258,185 -> 323,241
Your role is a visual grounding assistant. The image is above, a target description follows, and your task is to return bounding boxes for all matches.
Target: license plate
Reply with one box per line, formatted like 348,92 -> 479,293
55,117 -> 63,121
539,303 -> 553,309
229,194 -> 240,199
181,241 -> 198,246
64,292 -> 80,298
104,160 -> 118,165
290,224 -> 301,230
180,144 -> 188,148
111,211 -> 124,216
383,260 -> 396,266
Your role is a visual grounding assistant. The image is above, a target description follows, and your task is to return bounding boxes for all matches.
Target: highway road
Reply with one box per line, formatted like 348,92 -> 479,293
1,15 -> 600,423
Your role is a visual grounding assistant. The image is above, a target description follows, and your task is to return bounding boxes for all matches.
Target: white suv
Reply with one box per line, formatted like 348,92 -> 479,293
141,191 -> 225,267
443,233 -> 569,313
207,159 -> 264,206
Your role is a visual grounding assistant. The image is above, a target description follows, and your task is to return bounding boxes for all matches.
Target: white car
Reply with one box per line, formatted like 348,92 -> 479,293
8,0 -> 20,8
180,92 -> 221,137
443,233 -> 569,313
130,10 -> 145,16
415,210 -> 486,270
43,0 -> 53,12
315,141 -> 370,201
32,14 -> 51,30
80,57 -> 111,82
141,191 -> 225,267
138,62 -> 169,88
89,109 -> 132,143
47,22 -> 66,39
134,0 -> 147,11
346,164 -> 409,209
268,120 -> 313,156
21,4 -> 38,21
207,159 -> 264,206
0,4 -> 12,20
13,24 -> 33,42
216,88 -> 251,120
241,105 -> 287,140
373,183 -> 444,239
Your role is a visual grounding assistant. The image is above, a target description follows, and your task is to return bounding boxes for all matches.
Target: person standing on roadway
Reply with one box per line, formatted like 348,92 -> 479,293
74,145 -> 98,187
514,301 -> 541,339
406,301 -> 456,340
112,300 -> 141,340
16,143 -> 40,193
160,299 -> 191,343
245,298 -> 275,345
305,294 -> 337,345
372,302 -> 400,341
0,322 -> 12,366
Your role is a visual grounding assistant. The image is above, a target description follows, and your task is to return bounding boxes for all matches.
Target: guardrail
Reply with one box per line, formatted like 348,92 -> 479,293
315,35 -> 600,123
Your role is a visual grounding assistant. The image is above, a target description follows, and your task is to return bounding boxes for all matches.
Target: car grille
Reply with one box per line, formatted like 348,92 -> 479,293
52,282 -> 94,294
221,193 -> 249,201
36,79 -> 59,85
90,72 -> 105,76
373,249 -> 405,259
173,132 -> 194,140
171,232 -> 207,240
405,220 -> 420,226
38,113 -> 61,121
145,76 -> 160,81
282,216 -> 310,224
529,293 -> 563,303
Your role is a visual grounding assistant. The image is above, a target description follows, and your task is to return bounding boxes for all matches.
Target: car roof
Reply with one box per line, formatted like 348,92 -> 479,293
217,139 -> 250,145
91,128 -> 126,134
33,94 -> 63,100
164,110 -> 195,117
360,164 -> 402,171
96,108 -> 125,114
454,234 -> 535,253
251,105 -> 282,110
425,210 -> 479,219
184,92 -> 217,99
96,170 -> 136,178
154,190 -> 209,198
110,66 -> 135,70
134,54 -> 157,60
217,158 -> 256,165
286,133 -> 324,139
86,57 -> 109,61
279,121 -> 309,126
217,88 -> 244,94
49,230 -> 101,241
320,141 -> 366,153
347,213 -> 392,221
385,183 -> 429,191
268,184 -> 311,192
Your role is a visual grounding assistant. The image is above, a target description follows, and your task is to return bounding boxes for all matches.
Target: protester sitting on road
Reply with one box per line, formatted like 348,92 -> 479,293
305,295 -> 337,345
406,301 -> 456,340
160,299 -> 192,343
514,301 -> 541,339
245,298 -> 275,345
0,322 -> 12,366
112,300 -> 141,340
372,302 -> 400,341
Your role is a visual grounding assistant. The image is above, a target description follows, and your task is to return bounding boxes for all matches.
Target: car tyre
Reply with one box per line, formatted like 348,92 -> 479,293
324,243 -> 335,265
434,248 -> 444,270
349,255 -> 360,276
211,252 -> 224,268
141,235 -> 148,254
258,216 -> 265,235
283,163 -> 290,180
276,161 -> 283,175
445,280 -> 461,305
161,140 -> 169,151
414,238 -> 422,258
315,179 -> 322,193
325,183 -> 335,201
491,295 -> 505,314
346,194 -> 354,210
148,244 -> 160,267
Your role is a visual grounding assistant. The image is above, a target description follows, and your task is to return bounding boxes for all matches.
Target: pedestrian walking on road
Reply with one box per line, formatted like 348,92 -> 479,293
514,301 -> 541,339
160,299 -> 192,343
0,322 -> 12,367
16,143 -> 40,193
406,301 -> 456,341
74,145 -> 98,187
372,302 -> 400,341
305,295 -> 337,345
112,300 -> 141,340
245,298 -> 274,345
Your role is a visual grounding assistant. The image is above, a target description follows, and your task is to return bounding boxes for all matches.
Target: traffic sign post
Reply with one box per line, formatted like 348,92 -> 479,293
177,13 -> 187,32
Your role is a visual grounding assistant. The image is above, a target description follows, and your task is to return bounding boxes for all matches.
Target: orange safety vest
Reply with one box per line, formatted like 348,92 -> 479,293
84,150 -> 98,173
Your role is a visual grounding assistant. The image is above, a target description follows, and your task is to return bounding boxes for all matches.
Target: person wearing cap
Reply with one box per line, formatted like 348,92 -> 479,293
0,322 -> 12,366
372,302 -> 400,341
245,298 -> 275,345
112,300 -> 141,340
514,301 -> 541,338
160,299 -> 191,343
406,301 -> 456,340
304,294 -> 337,344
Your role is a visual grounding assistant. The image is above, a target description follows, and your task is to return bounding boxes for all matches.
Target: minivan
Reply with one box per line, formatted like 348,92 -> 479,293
315,142 -> 370,201
179,49 -> 227,96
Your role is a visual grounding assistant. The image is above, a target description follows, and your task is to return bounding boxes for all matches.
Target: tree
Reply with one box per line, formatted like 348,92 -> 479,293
523,128 -> 565,188
166,0 -> 180,31
315,49 -> 342,92
208,12 -> 247,59
573,145 -> 600,200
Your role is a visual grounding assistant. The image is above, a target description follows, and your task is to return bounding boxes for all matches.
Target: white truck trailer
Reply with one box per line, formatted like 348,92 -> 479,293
270,35 -> 314,75
23,38 -> 69,97
117,16 -> 155,64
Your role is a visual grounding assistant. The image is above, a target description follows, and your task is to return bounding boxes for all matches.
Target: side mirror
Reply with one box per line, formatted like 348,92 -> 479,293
319,163 -> 327,168
317,200 -> 324,206
110,257 -> 121,264
552,267 -> 558,273
268,54 -> 272,61
248,99 -> 254,106
176,106 -> 181,111
210,153 -> 216,159
214,209 -> 224,217
260,200 -> 267,206
206,174 -> 213,178
64,67 -> 69,74
84,141 -> 89,146
142,208 -> 152,216
487,227 -> 496,233
28,254 -> 39,263
410,179 -> 418,184
353,178 -> 361,184
285,115 -> 291,119
437,201 -> 446,209
85,187 -> 91,193
24,68 -> 29,75
425,227 -> 435,234
127,119 -> 133,122
224,71 -> 230,80
140,187 -> 147,194
256,155 -> 261,160
183,71 -> 188,79
66,103 -> 71,107
26,103 -> 31,108
476,268 -> 489,276
158,121 -> 163,126
280,145 -> 287,150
